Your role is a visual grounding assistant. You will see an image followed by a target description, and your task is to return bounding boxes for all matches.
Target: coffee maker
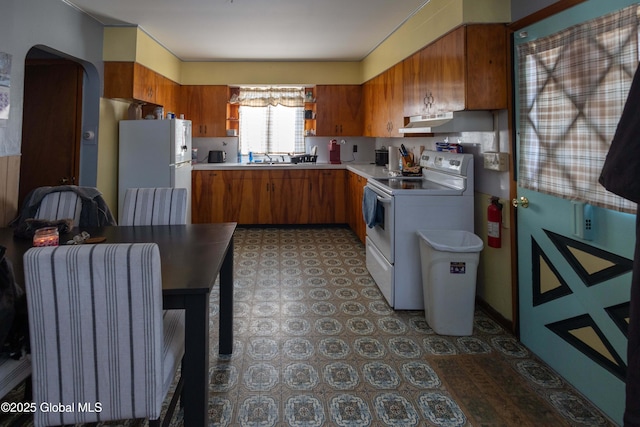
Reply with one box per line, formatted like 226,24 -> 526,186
329,139 -> 341,164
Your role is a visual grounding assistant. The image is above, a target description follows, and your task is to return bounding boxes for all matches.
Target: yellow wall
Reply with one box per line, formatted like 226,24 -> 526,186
181,62 -> 362,86
103,27 -> 137,62
102,0 -> 510,85
362,0 -> 465,81
462,0 -> 512,22
104,27 -> 183,83
96,98 -> 129,217
474,192 -> 513,321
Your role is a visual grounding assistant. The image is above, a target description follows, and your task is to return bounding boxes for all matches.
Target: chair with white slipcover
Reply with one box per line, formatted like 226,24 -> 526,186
34,190 -> 82,225
120,187 -> 188,226
14,185 -> 116,229
23,243 -> 184,427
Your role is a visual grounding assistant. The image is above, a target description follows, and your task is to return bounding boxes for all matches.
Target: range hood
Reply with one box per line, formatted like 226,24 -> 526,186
399,111 -> 494,134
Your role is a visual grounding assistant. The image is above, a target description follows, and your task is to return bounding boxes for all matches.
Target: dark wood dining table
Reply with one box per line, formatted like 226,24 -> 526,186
0,223 -> 236,427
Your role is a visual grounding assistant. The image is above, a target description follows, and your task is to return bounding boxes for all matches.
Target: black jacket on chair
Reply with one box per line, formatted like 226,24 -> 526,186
10,185 -> 117,238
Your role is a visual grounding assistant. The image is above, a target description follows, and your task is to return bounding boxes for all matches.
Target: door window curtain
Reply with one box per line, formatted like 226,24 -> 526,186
238,87 -> 305,155
517,4 -> 639,213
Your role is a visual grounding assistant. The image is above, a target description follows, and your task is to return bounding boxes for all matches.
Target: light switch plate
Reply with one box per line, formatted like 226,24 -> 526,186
483,152 -> 509,171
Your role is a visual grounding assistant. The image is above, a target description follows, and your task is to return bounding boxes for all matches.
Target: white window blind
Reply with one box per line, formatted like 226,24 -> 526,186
238,87 -> 305,155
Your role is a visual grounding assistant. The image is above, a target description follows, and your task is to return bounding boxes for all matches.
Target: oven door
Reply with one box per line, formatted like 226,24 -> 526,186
364,183 -> 394,262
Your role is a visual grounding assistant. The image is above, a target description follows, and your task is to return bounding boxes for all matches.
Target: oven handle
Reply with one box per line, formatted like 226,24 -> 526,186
366,184 -> 393,204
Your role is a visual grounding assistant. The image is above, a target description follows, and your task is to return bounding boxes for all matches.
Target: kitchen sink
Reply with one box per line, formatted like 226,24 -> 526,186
246,161 -> 296,166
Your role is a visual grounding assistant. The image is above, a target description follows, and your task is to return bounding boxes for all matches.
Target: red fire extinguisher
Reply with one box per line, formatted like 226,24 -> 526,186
487,196 -> 503,248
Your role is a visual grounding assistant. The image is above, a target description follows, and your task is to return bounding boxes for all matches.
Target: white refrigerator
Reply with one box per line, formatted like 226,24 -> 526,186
118,119 -> 192,223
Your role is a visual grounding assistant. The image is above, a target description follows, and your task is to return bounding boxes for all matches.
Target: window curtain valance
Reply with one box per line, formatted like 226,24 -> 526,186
517,4 -> 640,213
237,87 -> 305,107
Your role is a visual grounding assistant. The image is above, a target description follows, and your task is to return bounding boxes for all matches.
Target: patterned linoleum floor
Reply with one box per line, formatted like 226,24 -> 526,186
1,226 -> 616,426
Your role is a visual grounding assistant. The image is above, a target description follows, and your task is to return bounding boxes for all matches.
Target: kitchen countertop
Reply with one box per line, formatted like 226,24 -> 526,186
192,162 -> 391,179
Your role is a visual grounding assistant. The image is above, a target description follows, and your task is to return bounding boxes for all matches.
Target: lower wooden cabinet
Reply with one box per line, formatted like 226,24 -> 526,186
308,170 -> 346,224
347,171 -> 367,243
268,170 -> 310,224
192,169 -> 347,225
191,170 -> 225,223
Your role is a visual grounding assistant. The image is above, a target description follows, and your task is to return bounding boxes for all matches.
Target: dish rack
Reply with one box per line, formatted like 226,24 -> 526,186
290,154 -> 318,164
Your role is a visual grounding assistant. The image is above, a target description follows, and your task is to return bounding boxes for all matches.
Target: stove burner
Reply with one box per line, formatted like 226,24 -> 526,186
373,178 -> 452,191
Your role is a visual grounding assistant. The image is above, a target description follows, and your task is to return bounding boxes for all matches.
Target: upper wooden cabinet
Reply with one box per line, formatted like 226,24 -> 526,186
158,75 -> 180,116
104,62 -> 180,114
363,63 -> 404,137
315,85 -> 363,136
403,24 -> 507,117
181,85 -> 228,137
104,62 -> 154,103
362,79 -> 375,137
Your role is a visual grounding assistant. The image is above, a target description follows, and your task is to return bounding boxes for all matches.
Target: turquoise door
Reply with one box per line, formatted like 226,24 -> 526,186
514,1 -> 638,423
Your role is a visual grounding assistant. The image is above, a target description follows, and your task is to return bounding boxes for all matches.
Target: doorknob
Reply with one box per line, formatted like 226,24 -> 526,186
60,177 -> 69,184
512,196 -> 529,208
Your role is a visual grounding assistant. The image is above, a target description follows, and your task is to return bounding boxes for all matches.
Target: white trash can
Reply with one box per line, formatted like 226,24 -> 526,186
417,230 -> 484,336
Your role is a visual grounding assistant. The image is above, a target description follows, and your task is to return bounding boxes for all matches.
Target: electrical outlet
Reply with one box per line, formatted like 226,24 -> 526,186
483,152 -> 509,171
353,145 -> 358,153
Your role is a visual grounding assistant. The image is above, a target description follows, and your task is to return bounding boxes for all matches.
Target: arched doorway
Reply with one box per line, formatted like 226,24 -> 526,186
18,46 -> 101,208
19,47 -> 82,206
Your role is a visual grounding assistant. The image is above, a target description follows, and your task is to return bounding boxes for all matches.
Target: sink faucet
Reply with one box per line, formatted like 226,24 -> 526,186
264,153 -> 273,162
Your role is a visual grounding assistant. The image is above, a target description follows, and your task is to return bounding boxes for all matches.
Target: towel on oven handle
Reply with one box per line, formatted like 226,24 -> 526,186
362,187 -> 384,228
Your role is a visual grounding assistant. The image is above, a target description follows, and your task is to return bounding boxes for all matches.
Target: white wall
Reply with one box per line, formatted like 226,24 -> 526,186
0,0 -> 104,185
305,136 -> 376,165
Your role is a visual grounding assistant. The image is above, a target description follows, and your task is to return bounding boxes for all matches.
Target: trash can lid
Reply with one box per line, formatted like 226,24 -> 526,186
417,229 -> 484,252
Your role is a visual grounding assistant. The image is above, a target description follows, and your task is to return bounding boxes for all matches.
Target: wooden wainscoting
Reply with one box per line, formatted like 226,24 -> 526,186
0,155 -> 21,226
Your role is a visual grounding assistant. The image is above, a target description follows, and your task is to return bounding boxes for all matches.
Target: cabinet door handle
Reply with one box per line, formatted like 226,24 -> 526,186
424,91 -> 434,112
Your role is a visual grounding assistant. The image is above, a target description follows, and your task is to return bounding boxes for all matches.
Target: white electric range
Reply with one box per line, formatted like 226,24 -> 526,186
364,150 -> 475,310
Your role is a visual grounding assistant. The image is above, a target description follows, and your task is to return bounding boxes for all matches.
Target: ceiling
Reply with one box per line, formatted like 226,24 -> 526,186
63,0 -> 431,62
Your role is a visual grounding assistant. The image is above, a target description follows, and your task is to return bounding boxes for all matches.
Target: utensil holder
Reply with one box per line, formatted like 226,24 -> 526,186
401,153 -> 414,169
